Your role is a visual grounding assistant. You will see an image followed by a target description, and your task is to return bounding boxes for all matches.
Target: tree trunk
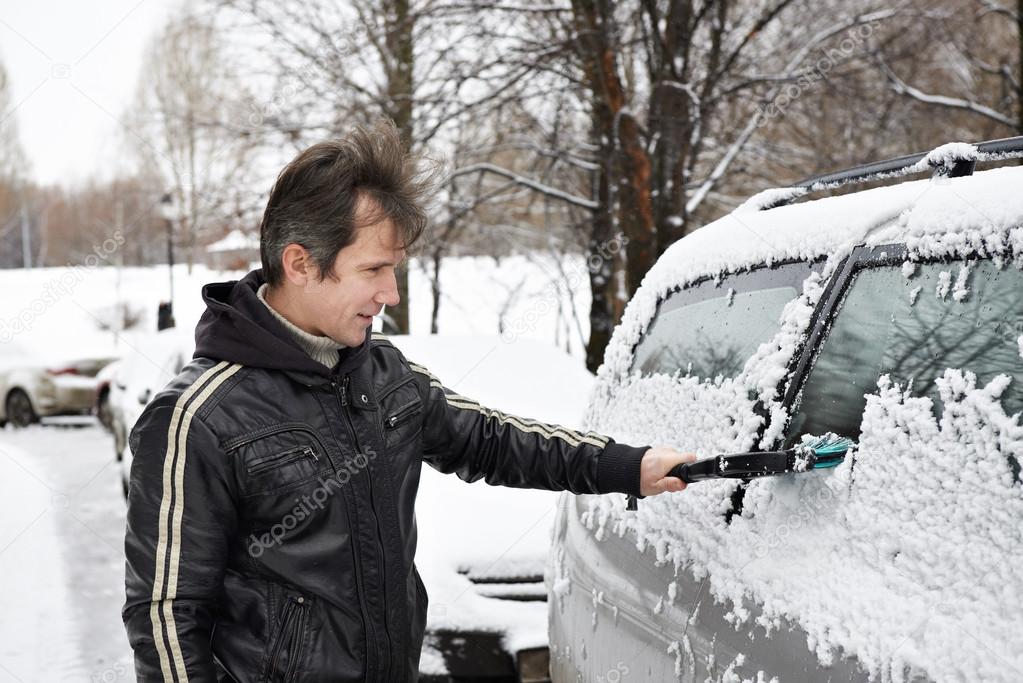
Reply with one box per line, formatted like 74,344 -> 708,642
430,248 -> 442,334
572,0 -> 656,304
1017,0 -> 1022,135
585,157 -> 616,373
383,0 -> 415,335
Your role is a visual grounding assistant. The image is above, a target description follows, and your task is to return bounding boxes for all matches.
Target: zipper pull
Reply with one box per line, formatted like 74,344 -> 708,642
303,446 -> 318,462
340,376 -> 349,407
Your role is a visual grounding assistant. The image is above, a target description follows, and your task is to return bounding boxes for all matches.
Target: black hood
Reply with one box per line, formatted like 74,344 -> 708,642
193,269 -> 369,379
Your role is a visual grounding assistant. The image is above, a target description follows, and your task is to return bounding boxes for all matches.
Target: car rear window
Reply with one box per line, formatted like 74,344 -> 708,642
789,258 -> 1023,442
633,261 -> 815,379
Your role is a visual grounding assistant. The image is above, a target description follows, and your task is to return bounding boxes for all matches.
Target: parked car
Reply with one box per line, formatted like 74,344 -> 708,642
107,327 -> 192,496
94,359 -> 122,431
548,139 -> 1023,683
0,341 -> 117,428
114,330 -> 593,682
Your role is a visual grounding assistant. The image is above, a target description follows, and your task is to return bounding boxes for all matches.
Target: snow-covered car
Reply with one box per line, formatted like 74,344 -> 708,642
0,341 -> 117,428
115,330 -> 593,682
108,328 -> 192,495
548,139 -> 1023,683
94,359 -> 122,431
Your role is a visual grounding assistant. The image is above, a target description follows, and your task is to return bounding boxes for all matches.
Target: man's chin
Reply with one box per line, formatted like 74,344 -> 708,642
342,328 -> 370,347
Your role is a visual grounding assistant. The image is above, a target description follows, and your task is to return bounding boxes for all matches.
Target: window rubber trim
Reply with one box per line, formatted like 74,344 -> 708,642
770,243 -> 908,448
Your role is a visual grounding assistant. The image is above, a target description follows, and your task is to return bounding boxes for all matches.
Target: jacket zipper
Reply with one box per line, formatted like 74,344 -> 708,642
384,398 -> 421,429
267,596 -> 304,681
332,376 -> 383,680
283,596 -> 307,682
247,445 -> 318,476
223,423 -> 331,462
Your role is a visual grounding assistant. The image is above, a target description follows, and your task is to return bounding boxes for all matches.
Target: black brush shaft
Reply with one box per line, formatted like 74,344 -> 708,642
669,451 -> 797,483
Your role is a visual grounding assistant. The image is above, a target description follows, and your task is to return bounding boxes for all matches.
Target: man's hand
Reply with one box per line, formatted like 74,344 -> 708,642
639,446 -> 698,496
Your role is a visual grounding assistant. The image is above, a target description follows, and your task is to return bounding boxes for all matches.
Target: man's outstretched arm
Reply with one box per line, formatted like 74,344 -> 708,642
410,361 -> 695,497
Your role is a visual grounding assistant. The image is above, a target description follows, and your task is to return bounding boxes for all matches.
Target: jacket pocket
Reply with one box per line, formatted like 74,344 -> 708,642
248,445 -> 318,476
384,397 -> 422,430
226,423 -> 334,498
264,595 -> 308,683
379,376 -> 423,451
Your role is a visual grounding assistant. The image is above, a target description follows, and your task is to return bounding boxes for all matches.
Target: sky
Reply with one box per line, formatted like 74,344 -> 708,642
0,0 -> 174,186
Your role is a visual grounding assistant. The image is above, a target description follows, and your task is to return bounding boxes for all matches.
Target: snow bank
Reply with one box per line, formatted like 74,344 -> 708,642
0,437 -> 80,679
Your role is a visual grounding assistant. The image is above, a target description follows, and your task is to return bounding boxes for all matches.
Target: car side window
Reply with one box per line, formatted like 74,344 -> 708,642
632,261 -> 816,379
788,258 -> 1023,443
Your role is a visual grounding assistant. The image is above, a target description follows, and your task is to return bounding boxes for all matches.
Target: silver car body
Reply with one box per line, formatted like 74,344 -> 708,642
0,342 -> 115,425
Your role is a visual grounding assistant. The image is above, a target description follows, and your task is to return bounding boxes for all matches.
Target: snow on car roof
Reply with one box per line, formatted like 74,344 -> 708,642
601,165 -> 1023,384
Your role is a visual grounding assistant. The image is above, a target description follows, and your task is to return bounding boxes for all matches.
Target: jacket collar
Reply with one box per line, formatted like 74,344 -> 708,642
193,269 -> 370,384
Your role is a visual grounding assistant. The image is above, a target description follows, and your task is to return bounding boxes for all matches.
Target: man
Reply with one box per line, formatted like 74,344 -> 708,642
123,122 -> 695,682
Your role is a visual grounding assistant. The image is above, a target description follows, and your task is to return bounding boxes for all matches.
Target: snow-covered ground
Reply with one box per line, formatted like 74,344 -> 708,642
0,422 -> 131,683
0,255 -> 595,681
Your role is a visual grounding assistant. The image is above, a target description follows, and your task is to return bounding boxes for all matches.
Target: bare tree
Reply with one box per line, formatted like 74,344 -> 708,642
127,6 -> 260,273
437,0 -> 906,370
877,0 -> 1022,137
216,0 -> 513,333
0,58 -> 31,268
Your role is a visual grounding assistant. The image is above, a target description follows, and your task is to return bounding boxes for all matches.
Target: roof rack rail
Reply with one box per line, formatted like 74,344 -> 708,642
748,136 -> 1023,212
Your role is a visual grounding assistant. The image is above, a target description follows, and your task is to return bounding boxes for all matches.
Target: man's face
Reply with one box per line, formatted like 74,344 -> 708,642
302,202 -> 404,347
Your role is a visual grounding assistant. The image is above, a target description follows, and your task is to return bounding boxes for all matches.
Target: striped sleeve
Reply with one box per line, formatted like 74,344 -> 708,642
123,362 -> 243,682
409,361 -> 647,496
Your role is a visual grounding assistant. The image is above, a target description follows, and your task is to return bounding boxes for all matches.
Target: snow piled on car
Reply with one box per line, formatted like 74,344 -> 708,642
571,165 -> 1023,682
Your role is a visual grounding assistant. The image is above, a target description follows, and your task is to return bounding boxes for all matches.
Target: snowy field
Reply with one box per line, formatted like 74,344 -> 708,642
0,255 -> 594,682
0,254 -> 592,365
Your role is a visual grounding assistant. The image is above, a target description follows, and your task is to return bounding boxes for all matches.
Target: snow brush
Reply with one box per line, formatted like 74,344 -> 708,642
666,434 -> 855,484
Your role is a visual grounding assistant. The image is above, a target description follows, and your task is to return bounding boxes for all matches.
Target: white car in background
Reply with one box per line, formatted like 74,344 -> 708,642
107,328 -> 192,495
0,341 -> 117,428
114,330 -> 593,682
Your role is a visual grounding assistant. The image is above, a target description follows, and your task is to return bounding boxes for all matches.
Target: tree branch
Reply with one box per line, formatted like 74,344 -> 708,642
447,162 -> 598,209
880,57 -> 1016,128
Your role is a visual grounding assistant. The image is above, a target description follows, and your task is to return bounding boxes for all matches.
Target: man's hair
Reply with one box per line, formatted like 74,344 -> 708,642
259,121 -> 432,287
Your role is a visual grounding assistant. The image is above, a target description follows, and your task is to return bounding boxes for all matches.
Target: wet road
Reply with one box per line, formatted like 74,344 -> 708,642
0,420 -> 133,683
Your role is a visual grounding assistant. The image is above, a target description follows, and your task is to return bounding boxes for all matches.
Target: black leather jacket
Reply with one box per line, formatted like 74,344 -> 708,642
122,269 -> 646,682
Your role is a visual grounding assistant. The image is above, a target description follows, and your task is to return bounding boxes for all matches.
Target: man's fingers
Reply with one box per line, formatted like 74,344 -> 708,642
652,476 -> 687,494
668,450 -> 698,467
664,476 -> 687,492
640,447 -> 697,496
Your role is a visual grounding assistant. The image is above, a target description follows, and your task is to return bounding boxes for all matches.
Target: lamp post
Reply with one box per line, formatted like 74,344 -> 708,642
158,193 -> 177,330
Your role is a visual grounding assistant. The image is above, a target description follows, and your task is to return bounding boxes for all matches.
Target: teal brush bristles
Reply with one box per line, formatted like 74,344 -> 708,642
796,434 -> 856,469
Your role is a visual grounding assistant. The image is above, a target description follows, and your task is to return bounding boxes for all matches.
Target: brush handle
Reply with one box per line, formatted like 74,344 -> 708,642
669,451 -> 795,483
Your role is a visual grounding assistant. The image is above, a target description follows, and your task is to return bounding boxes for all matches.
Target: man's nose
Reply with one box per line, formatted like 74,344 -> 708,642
377,270 -> 400,307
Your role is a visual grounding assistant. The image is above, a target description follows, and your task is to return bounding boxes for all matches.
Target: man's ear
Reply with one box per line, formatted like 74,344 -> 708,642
280,243 -> 319,287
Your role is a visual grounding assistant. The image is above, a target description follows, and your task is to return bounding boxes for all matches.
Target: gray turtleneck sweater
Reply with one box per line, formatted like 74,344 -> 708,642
257,284 -> 346,368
